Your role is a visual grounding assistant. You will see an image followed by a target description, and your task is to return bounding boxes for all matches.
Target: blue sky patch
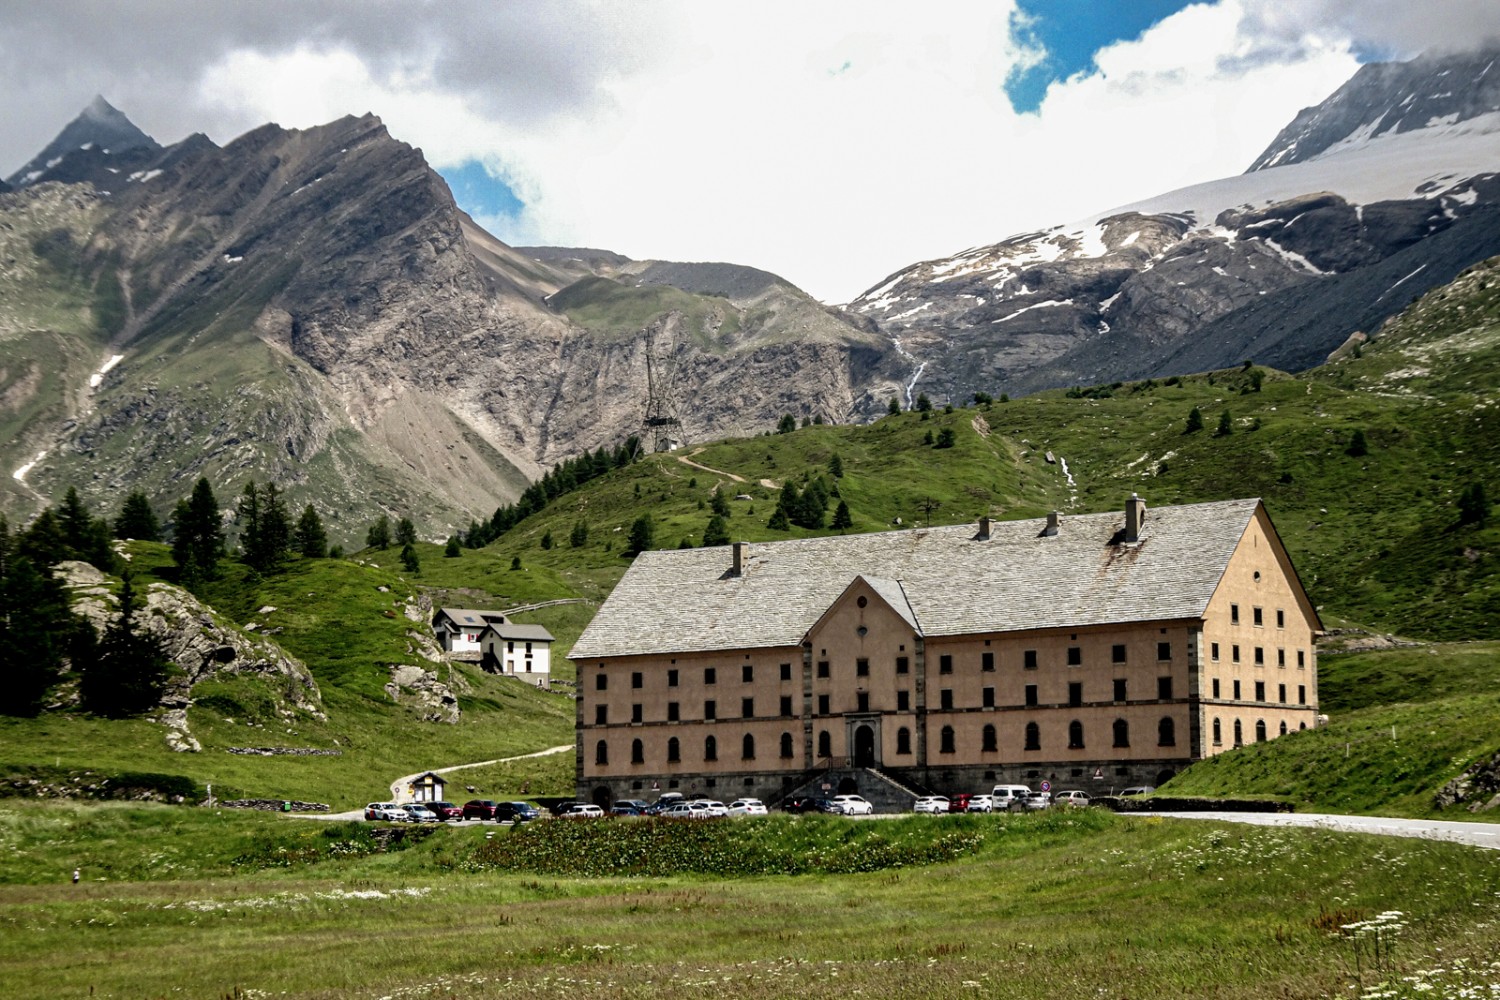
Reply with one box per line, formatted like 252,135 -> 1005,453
1006,0 -> 1200,113
438,159 -> 525,221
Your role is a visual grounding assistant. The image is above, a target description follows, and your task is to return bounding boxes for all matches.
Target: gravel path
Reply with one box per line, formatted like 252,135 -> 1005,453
1154,811 -> 1500,850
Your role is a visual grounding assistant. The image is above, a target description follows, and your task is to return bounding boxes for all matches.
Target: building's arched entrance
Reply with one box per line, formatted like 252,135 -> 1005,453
853,724 -> 876,767
837,776 -> 860,795
591,785 -> 613,809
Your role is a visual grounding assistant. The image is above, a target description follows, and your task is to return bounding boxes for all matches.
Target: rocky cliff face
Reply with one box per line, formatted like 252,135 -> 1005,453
849,47 -> 1500,404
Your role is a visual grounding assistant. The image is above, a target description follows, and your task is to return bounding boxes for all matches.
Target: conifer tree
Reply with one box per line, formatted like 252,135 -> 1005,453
1216,410 -> 1233,437
79,574 -> 170,717
828,453 -> 844,478
114,490 -> 161,541
569,520 -> 589,548
0,516 -> 74,716
831,500 -> 853,531
444,535 -> 462,558
1459,482 -> 1489,527
366,515 -> 392,550
768,506 -> 791,531
702,514 -> 731,547
1185,407 -> 1204,434
400,543 -> 421,575
172,477 -> 224,585
395,517 -> 417,547
710,489 -> 732,518
888,398 -> 901,415
627,515 -> 655,555
294,505 -> 328,559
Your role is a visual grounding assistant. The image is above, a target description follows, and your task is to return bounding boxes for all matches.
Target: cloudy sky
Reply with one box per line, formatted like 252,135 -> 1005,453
3,1 -> 1497,302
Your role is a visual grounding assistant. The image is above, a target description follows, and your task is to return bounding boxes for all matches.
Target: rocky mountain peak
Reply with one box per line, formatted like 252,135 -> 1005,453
1248,45 -> 1500,171
5,95 -> 160,187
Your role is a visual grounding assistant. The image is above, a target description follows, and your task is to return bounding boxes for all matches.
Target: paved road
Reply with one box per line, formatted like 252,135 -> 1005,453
1154,811 -> 1500,851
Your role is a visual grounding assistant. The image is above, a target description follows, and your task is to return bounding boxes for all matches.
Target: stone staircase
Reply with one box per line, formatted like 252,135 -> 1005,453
776,765 -> 935,814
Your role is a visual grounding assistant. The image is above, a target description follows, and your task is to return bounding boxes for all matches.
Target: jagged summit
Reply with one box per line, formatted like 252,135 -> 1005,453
1248,46 -> 1500,171
5,95 -> 160,187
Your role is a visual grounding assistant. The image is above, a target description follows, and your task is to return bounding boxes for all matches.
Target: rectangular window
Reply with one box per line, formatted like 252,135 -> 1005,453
1024,649 -> 1038,670
1067,646 -> 1082,666
817,694 -> 830,715
1254,647 -> 1265,666
940,688 -> 954,710
1211,642 -> 1220,661
1298,684 -> 1307,705
705,667 -> 716,685
704,700 -> 716,721
631,672 -> 643,689
817,660 -> 830,679
1277,609 -> 1286,629
1113,678 -> 1127,702
631,704 -> 642,723
1232,644 -> 1242,664
667,702 -> 679,722
856,658 -> 870,677
780,695 -> 793,717
667,669 -> 679,687
895,656 -> 909,674
1233,680 -> 1242,700
1254,681 -> 1265,702
982,651 -> 995,672
1157,676 -> 1173,700
1253,606 -> 1263,627
780,662 -> 792,681
1231,604 -> 1240,625
1278,683 -> 1287,704
1024,684 -> 1038,707
1277,648 -> 1286,667
742,664 -> 754,683
982,686 -> 995,708
857,692 -> 869,712
897,690 -> 910,711
939,654 -> 953,674
1157,641 -> 1172,661
1212,678 -> 1221,699
1112,644 -> 1127,664
595,673 -> 608,691
1297,650 -> 1306,668
595,705 -> 607,725
507,641 -> 514,653
1068,682 -> 1082,707
742,697 -> 754,718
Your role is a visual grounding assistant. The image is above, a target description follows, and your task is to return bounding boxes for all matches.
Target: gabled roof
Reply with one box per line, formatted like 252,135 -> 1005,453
484,621 -> 556,643
435,608 -> 507,630
569,498 -> 1265,660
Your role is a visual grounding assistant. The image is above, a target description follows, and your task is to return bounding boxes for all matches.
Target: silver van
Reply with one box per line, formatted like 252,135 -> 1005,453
990,784 -> 1032,810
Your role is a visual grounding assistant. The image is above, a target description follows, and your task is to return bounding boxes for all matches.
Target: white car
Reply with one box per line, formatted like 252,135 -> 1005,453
402,803 -> 439,822
913,796 -> 949,814
966,795 -> 994,813
1024,791 -> 1052,810
1054,790 -> 1091,808
727,798 -> 767,816
691,799 -> 729,818
364,802 -> 406,822
562,803 -> 605,818
660,801 -> 710,819
831,795 -> 874,816
990,785 -> 1032,811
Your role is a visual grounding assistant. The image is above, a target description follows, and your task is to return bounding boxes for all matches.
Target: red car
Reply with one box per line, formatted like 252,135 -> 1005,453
948,793 -> 974,813
426,801 -> 463,821
461,799 -> 501,821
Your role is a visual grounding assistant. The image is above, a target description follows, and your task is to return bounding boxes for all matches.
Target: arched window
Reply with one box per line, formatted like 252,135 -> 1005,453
1255,719 -> 1267,743
1025,722 -> 1041,751
818,730 -> 832,758
704,735 -> 717,761
1299,721 -> 1307,731
742,734 -> 756,760
1068,720 -> 1085,749
667,737 -> 680,763
1158,717 -> 1176,747
940,725 -> 955,754
595,740 -> 608,765
631,738 -> 644,764
1113,719 -> 1130,748
780,732 -> 794,758
897,727 -> 912,755
1279,721 -> 1288,736
1212,717 -> 1222,745
1233,719 -> 1243,747
982,724 -> 998,752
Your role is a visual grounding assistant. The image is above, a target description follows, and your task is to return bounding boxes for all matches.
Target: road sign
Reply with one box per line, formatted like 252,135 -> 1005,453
821,782 -> 831,791
1040,780 -> 1051,792
1093,768 -> 1104,780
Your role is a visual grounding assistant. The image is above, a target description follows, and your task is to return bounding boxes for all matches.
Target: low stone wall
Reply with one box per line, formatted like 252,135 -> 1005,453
1096,796 -> 1294,813
218,799 -> 331,812
225,747 -> 342,756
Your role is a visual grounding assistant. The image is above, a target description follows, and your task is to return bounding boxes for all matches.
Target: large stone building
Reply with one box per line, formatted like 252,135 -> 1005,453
569,496 -> 1320,808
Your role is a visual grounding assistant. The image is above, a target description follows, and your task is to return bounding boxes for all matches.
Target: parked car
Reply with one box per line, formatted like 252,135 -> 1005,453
426,801 -> 463,821
364,802 -> 406,822
495,801 -> 541,823
832,794 -> 874,816
461,799 -> 502,821
613,799 -> 651,813
912,795 -> 949,814
660,801 -> 710,819
990,784 -> 1032,811
691,799 -> 729,818
610,804 -> 644,817
1120,786 -> 1157,797
727,798 -> 768,816
784,796 -> 826,814
1054,790 -> 1091,808
1023,791 -> 1052,810
947,793 -> 974,813
646,793 -> 685,814
966,794 -> 995,813
402,803 -> 439,822
561,803 -> 605,818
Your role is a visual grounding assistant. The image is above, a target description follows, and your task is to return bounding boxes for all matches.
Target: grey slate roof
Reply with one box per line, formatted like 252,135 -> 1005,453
569,498 -> 1263,660
485,622 -> 556,643
436,608 -> 506,629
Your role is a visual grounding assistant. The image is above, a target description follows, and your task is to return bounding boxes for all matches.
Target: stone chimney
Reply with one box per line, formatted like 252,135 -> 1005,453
732,541 -> 748,576
1125,494 -> 1147,543
978,516 -> 992,539
1044,511 -> 1061,537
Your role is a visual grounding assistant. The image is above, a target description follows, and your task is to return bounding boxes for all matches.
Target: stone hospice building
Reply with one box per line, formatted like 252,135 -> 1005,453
569,496 -> 1320,809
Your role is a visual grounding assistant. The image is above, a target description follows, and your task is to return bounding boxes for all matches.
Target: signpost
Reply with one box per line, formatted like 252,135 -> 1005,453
1040,780 -> 1051,793
1092,768 -> 1104,781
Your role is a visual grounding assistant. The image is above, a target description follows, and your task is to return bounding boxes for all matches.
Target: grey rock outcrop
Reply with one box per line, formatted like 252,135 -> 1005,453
1434,749 -> 1500,813
384,663 -> 460,723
